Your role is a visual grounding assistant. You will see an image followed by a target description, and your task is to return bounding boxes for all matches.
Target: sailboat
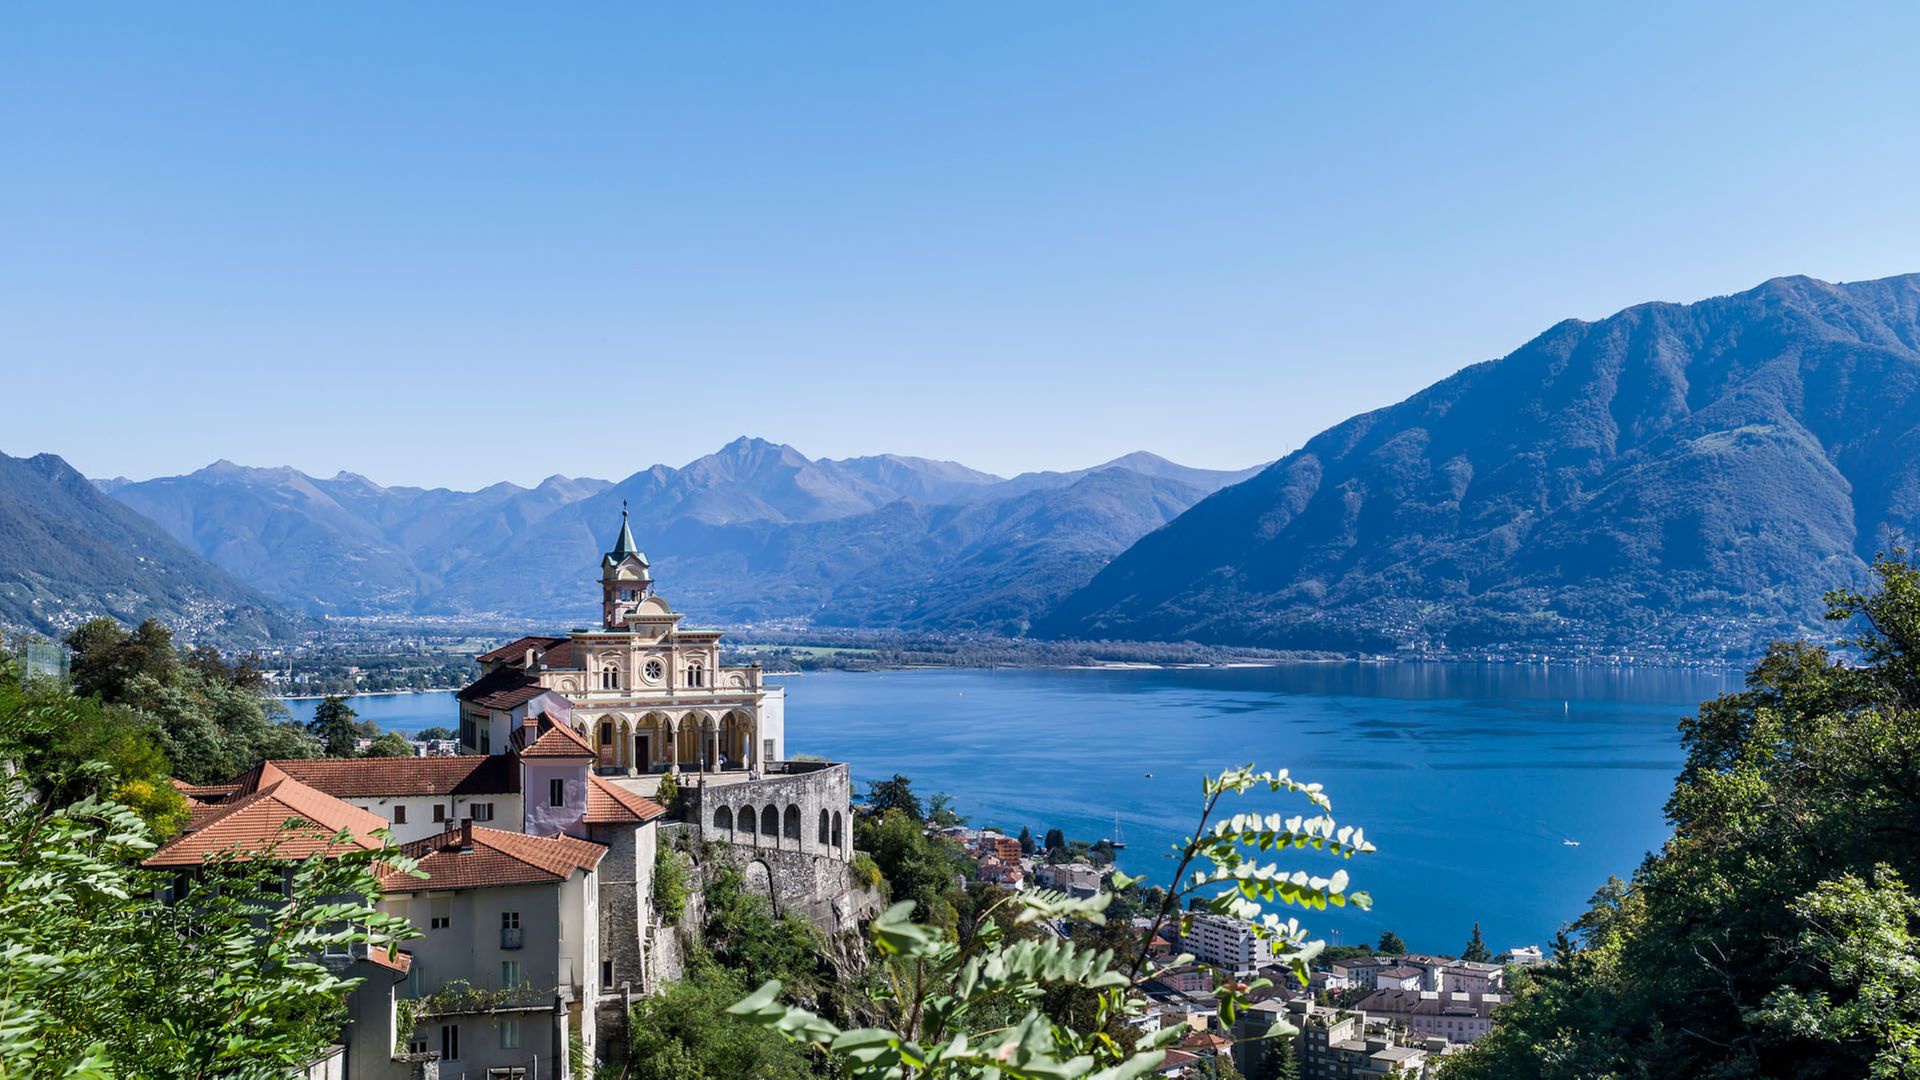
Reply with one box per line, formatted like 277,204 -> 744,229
1107,813 -> 1127,850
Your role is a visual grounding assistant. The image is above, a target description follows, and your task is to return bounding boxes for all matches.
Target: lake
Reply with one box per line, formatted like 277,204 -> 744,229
286,662 -> 1730,955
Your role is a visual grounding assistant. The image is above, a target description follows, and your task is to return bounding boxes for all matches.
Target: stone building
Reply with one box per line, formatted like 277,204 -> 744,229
455,506 -> 784,774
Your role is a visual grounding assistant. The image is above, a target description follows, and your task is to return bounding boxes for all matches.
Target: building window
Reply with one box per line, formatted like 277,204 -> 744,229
440,1024 -> 460,1062
407,1038 -> 428,1055
549,778 -> 565,807
644,658 -> 663,681
472,802 -> 493,822
501,960 -> 520,988
600,721 -> 613,745
480,731 -> 490,754
499,1017 -> 520,1050
501,910 -> 521,949
432,804 -> 446,823
601,665 -> 620,690
686,663 -> 704,687
601,960 -> 614,988
431,898 -> 451,930
406,965 -> 424,998
392,804 -> 407,824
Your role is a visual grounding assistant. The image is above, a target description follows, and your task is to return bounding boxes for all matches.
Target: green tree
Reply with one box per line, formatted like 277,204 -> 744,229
1444,550 -> 1920,1078
308,694 -> 360,757
361,730 -> 414,758
866,774 -> 925,821
65,617 -> 176,704
0,665 -> 188,836
734,765 -> 1375,1078
1018,826 -> 1036,855
625,960 -> 816,1080
858,808 -> 968,934
656,769 -> 682,816
1376,930 -> 1406,954
1044,827 -> 1066,852
414,724 -> 457,741
927,791 -> 966,829
1461,922 -> 1490,963
0,775 -> 417,1077
653,842 -> 691,923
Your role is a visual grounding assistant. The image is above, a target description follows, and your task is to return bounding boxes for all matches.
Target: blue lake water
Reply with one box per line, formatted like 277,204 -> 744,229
287,663 -> 1730,955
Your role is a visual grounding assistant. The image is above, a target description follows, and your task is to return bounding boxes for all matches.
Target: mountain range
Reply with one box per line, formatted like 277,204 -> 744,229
100,440 -> 1262,635
16,272 -> 1920,658
0,451 -> 293,642
1041,274 -> 1920,657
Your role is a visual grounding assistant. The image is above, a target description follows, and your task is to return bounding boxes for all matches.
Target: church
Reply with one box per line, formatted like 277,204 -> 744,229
455,505 -> 785,776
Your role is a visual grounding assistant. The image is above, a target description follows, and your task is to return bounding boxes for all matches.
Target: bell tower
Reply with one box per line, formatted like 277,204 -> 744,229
600,502 -> 653,629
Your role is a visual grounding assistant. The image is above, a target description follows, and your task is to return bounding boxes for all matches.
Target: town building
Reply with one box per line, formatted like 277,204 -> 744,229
454,507 -> 783,774
1352,988 -> 1504,1044
1179,912 -> 1276,976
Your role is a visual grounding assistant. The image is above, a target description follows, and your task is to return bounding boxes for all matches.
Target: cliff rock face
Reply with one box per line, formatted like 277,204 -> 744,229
0,451 -> 295,641
1041,274 -> 1920,657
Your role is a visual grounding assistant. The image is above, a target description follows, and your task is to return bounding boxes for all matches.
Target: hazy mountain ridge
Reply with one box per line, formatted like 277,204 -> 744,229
104,437 -> 1254,631
1041,273 -> 1920,657
0,452 -> 295,642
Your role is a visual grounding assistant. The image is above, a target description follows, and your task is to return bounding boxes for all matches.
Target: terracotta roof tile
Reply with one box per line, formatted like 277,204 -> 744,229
476,635 -> 569,664
239,755 -> 519,798
379,824 -> 605,893
368,945 -> 413,975
456,667 -> 549,710
145,776 -> 389,868
585,775 -> 666,824
512,715 -> 595,758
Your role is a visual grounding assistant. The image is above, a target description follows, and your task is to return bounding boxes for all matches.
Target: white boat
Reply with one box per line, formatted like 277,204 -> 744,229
1562,839 -> 1580,847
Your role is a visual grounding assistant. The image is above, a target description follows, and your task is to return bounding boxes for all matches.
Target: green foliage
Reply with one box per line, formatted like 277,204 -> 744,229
66,618 -> 177,704
865,774 -> 924,821
703,863 -> 831,997
1044,828 -> 1065,852
1461,922 -> 1490,963
655,769 -> 682,816
850,851 -> 883,892
733,764 -> 1374,1079
64,617 -> 316,783
0,776 -> 418,1078
414,724 -> 456,741
626,959 -> 817,1080
857,808 -> 968,933
1745,865 -> 1920,1077
1376,931 -> 1406,955
927,791 -> 966,829
1019,826 -> 1036,855
361,730 -> 413,758
1445,550 -> 1920,1078
0,665 -> 188,836
653,842 -> 691,923
308,694 -> 359,757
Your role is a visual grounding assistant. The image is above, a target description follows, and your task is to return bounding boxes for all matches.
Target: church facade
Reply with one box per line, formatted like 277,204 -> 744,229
456,507 -> 785,776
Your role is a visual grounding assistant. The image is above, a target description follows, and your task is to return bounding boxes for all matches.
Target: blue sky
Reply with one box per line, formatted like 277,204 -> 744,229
5,3 -> 1919,488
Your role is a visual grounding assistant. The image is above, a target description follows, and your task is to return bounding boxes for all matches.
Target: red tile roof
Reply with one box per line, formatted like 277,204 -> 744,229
585,775 -> 666,824
476,635 -> 570,664
171,778 -> 238,804
368,945 -> 413,975
512,714 -> 595,759
379,824 -> 605,893
235,756 -> 519,798
456,667 -> 550,711
145,776 -> 389,868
